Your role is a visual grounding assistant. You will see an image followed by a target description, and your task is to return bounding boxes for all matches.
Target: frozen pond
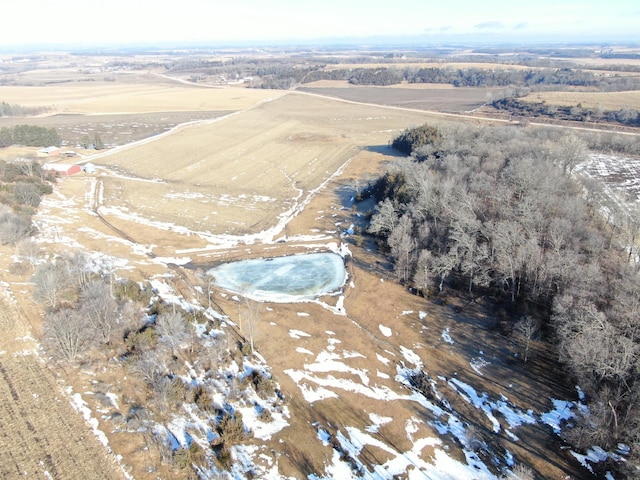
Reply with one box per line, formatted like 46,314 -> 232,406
208,252 -> 346,302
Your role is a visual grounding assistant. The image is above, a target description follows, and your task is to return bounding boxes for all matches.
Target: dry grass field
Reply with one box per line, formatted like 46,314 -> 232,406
0,76 -> 277,115
520,90 -> 640,111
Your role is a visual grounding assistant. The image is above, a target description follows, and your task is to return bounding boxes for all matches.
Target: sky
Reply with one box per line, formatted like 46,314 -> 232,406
3,0 -> 639,48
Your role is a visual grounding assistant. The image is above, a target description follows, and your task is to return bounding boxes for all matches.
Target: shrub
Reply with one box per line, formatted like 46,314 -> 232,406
113,278 -> 153,305
217,411 -> 249,445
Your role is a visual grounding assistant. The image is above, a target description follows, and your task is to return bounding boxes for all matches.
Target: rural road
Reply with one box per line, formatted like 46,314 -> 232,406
0,293 -> 125,479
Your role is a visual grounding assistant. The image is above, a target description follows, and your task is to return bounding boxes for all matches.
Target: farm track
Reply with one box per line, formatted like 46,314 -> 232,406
0,297 -> 124,480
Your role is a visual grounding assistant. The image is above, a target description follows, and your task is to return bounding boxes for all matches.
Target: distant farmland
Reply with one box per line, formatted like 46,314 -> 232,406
298,85 -> 503,112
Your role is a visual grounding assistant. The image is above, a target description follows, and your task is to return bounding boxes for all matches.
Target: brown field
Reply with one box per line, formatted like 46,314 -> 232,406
298,85 -> 499,112
302,79 -> 459,89
520,90 -> 640,111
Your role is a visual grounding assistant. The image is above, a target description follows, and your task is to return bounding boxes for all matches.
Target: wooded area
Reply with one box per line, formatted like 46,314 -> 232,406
0,124 -> 61,148
366,123 -> 640,476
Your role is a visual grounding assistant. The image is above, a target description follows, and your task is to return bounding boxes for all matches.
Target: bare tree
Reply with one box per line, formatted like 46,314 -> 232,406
156,311 -> 187,355
43,308 -> 90,362
13,182 -> 42,207
16,238 -> 41,270
0,208 -> 33,245
367,198 -> 398,237
514,316 -> 539,362
32,262 -> 72,310
61,251 -> 92,289
556,133 -> 587,175
388,214 -> 417,284
241,297 -> 261,352
412,249 -> 433,296
80,279 -> 119,345
506,463 -> 535,480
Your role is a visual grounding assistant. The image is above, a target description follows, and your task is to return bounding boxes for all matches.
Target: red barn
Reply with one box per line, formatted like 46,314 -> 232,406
43,163 -> 82,176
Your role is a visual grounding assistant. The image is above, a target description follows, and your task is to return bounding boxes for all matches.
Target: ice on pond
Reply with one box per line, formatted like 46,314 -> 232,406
208,252 -> 346,302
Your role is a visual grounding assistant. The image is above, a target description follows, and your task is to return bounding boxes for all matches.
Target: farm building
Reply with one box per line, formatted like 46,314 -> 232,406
37,146 -> 61,158
42,163 -> 82,176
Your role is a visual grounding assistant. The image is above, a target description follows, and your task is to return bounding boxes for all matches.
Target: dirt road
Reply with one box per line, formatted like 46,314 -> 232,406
0,293 -> 124,480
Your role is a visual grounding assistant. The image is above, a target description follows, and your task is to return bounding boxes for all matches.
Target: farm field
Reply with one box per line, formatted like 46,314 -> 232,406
91,91 -> 439,238
297,85 -> 499,112
0,77 -> 277,115
520,90 -> 640,111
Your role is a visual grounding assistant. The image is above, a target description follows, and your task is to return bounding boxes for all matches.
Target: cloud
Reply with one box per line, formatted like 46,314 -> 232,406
474,20 -> 504,30
514,22 -> 528,30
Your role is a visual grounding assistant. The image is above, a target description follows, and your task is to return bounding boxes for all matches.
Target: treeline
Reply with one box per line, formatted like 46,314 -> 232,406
365,123 -> 640,475
164,55 -> 640,92
0,124 -> 61,148
304,65 -> 639,91
0,101 -> 46,117
492,97 -> 640,128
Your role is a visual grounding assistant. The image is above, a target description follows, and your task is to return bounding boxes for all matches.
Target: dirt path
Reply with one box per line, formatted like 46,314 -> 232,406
0,294 -> 125,480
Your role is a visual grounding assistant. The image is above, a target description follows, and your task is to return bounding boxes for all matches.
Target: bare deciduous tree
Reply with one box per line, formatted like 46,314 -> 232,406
61,251 -> 92,289
156,311 -> 187,354
32,262 -> 72,310
13,182 -> 42,207
367,198 -> 398,237
506,463 -> 535,480
80,279 -> 119,345
557,133 -> 587,175
0,207 -> 33,245
388,214 -> 416,284
412,249 -> 433,296
16,238 -> 41,270
241,297 -> 261,353
43,308 -> 90,362
514,316 -> 539,363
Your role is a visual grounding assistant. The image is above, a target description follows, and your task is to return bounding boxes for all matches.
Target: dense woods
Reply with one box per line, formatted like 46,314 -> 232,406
365,122 -> 640,475
0,124 -> 61,148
